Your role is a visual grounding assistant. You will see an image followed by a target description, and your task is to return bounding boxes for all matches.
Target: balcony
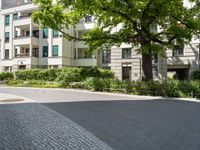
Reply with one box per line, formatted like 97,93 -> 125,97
13,36 -> 39,46
15,53 -> 30,58
76,16 -> 96,30
74,41 -> 89,49
13,17 -> 32,27
73,59 -> 97,67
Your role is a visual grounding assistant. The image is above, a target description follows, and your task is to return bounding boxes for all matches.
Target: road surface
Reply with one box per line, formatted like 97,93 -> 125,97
0,87 -> 200,150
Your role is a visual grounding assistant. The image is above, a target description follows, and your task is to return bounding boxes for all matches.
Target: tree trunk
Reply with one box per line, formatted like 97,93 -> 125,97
142,54 -> 153,81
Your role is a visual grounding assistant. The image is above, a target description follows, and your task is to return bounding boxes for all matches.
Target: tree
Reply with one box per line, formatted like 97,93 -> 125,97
32,0 -> 200,81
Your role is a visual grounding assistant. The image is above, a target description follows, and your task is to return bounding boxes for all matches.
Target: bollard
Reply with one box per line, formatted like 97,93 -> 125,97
191,91 -> 194,98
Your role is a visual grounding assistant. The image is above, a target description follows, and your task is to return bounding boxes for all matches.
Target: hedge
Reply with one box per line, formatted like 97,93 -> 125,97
0,72 -> 14,81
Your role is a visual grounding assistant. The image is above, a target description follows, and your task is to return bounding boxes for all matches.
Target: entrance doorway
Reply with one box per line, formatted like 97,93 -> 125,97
168,68 -> 189,80
19,65 -> 26,70
122,66 -> 132,80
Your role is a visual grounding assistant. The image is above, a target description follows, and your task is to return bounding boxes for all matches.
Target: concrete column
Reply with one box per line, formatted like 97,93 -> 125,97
30,23 -> 32,37
10,14 -> 13,59
49,29 -> 53,57
29,44 -> 32,57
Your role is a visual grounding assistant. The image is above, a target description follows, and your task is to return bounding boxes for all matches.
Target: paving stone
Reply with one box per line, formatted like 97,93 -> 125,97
0,103 -> 113,150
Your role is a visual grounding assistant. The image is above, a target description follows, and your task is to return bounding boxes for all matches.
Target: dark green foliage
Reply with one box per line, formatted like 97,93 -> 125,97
192,69 -> 200,80
56,68 -> 83,86
38,69 -> 61,81
15,69 -> 41,80
84,77 -> 111,91
0,72 -> 14,81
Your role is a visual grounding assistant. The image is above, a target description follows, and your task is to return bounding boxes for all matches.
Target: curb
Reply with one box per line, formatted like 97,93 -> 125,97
0,86 -> 200,103
0,93 -> 33,104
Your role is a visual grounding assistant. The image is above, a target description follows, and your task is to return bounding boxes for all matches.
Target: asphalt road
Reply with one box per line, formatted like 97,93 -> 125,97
1,87 -> 200,150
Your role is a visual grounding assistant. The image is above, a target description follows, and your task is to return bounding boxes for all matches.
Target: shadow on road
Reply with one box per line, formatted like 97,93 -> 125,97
43,99 -> 200,150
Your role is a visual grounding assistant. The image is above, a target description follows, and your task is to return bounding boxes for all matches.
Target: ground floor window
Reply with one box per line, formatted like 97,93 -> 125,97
49,65 -> 59,69
4,66 -> 12,72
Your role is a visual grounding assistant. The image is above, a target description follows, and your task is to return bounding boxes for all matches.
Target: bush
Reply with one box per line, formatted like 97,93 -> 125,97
6,80 -> 24,86
56,68 -> 83,86
39,69 -> 62,81
0,72 -> 14,81
84,77 -> 111,91
81,67 -> 114,79
81,67 -> 101,78
15,69 -> 41,80
99,69 -> 115,79
192,69 -> 200,80
178,80 -> 200,98
110,79 -> 124,93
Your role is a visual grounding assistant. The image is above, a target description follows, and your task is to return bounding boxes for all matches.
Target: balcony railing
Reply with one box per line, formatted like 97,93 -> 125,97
15,48 -> 39,58
14,35 -> 39,39
15,53 -> 30,58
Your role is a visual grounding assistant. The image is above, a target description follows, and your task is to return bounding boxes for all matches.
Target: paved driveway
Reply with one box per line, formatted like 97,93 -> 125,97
0,87 -> 200,150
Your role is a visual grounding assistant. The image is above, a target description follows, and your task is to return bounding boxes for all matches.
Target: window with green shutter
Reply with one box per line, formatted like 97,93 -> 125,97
52,45 -> 59,57
5,15 -> 10,26
43,27 -> 48,38
43,46 -> 48,57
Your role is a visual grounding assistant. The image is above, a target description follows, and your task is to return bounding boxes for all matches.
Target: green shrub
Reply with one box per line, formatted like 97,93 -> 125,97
15,69 -> 41,80
110,80 -> 124,93
178,80 -> 200,98
56,68 -> 83,86
192,69 -> 200,80
84,77 -> 111,91
99,69 -> 115,78
81,67 -> 101,78
122,80 -> 134,93
80,67 -> 114,79
38,69 -> 60,81
6,80 -> 24,86
161,80 -> 181,97
0,72 -> 14,81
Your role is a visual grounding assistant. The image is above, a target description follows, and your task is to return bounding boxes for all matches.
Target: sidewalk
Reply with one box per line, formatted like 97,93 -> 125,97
0,93 -> 32,104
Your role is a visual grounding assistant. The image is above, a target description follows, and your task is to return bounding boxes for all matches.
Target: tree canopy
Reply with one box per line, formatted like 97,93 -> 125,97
32,0 -> 200,80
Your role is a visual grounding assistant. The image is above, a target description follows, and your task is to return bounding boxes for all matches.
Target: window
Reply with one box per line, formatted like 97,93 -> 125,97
173,45 -> 184,56
85,16 -> 92,22
53,30 -> 59,38
102,50 -> 111,63
5,15 -> 10,26
33,30 -> 39,38
43,27 -> 48,38
43,46 -> 48,57
13,14 -> 18,20
5,49 -> 9,59
122,48 -> 132,59
52,45 -> 59,57
32,48 -> 39,57
5,32 -> 10,43
15,31 -> 18,38
4,66 -> 12,72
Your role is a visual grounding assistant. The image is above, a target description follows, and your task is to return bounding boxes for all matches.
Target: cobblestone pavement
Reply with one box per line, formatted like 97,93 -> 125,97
0,103 -> 113,150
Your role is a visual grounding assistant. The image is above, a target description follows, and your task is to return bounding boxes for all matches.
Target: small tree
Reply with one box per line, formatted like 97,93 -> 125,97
32,0 -> 200,81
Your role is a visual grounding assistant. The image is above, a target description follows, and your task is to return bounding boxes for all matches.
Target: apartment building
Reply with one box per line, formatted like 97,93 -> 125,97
0,0 -> 199,81
0,0 -> 102,72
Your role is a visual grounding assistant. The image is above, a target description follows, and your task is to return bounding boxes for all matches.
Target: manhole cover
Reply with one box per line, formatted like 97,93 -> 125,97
0,99 -> 24,103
